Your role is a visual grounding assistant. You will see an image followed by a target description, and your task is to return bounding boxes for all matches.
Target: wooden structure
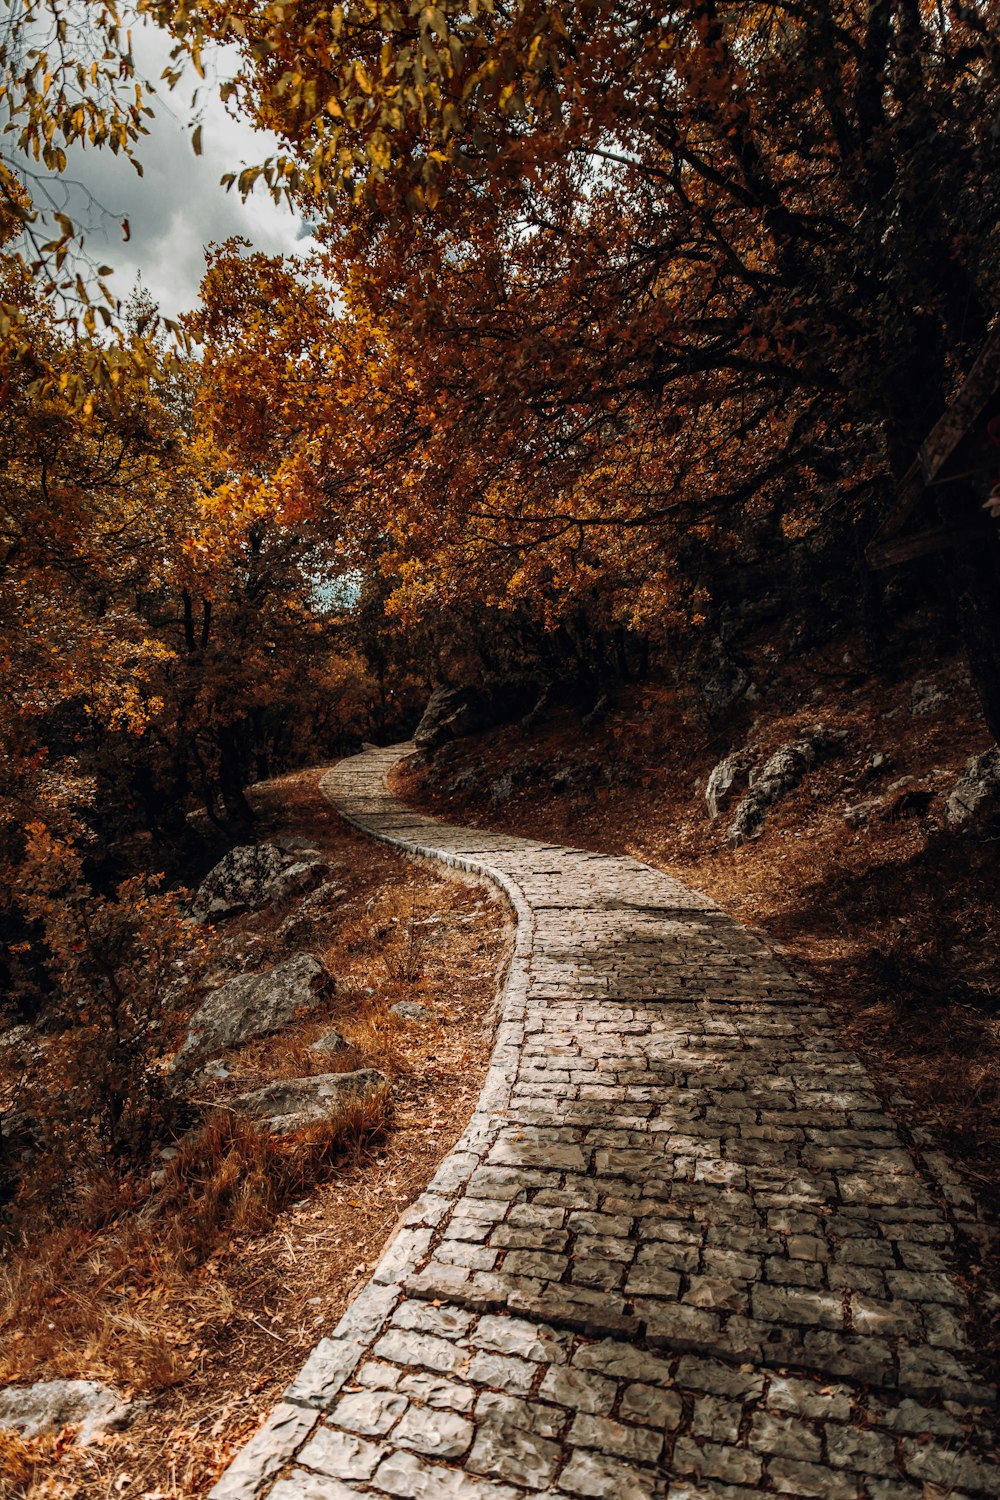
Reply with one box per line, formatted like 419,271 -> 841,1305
867,327 -> 1000,569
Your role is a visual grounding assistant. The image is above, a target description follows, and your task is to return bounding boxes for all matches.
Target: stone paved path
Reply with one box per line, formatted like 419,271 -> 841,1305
212,745 -> 997,1500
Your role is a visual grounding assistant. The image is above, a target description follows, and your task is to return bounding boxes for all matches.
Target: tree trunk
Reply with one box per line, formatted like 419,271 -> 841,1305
947,530 -> 1000,744
217,723 -> 255,832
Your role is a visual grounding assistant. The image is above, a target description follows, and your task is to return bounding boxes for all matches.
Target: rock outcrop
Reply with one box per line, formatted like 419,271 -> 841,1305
705,750 -> 754,821
727,739 -> 817,848
193,843 -> 290,920
414,677 -> 540,752
193,844 -> 334,921
176,953 -> 334,1066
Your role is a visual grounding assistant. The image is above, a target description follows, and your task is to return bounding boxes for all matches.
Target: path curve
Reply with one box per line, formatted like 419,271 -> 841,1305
212,744 -> 997,1500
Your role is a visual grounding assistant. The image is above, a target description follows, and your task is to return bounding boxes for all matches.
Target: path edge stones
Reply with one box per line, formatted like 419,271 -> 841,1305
211,743 -> 550,1498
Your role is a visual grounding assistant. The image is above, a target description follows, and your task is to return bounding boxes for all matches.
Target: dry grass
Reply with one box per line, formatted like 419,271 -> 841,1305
0,1093 -> 392,1400
0,767 -> 512,1498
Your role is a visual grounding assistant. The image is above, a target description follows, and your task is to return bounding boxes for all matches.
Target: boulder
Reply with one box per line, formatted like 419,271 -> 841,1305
946,749 -> 1000,829
176,953 -> 333,1066
193,843 -> 290,920
727,739 -> 816,848
414,685 -> 490,751
0,1380 -> 133,1445
414,676 -> 540,751
705,750 -> 754,820
232,1070 -> 384,1134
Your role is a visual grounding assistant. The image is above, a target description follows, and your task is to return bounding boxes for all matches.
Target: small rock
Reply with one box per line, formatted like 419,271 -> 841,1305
0,1380 -> 134,1445
705,751 -> 753,821
843,799 -> 884,827
391,1001 -> 432,1021
946,748 -> 1000,829
311,1029 -> 347,1054
911,678 -> 950,717
278,882 -> 346,948
266,858 -> 335,906
197,1060 -> 230,1081
232,1070 -> 384,1134
175,953 -> 334,1066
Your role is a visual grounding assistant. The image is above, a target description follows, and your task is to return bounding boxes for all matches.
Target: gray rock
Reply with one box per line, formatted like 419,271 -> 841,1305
946,748 -> 1000,829
232,1070 -> 384,1133
414,677 -> 538,751
843,799 -> 884,827
312,1028 -> 347,1053
0,1380 -> 133,1445
177,953 -> 333,1065
193,843 -> 290,920
278,881 -> 346,947
391,1001 -> 433,1021
267,858 -> 335,906
727,740 -> 816,847
414,685 -> 489,751
705,751 -> 754,821
911,678 -> 950,717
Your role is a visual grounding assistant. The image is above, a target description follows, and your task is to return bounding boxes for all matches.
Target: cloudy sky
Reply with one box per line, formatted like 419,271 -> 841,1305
21,22 -> 310,318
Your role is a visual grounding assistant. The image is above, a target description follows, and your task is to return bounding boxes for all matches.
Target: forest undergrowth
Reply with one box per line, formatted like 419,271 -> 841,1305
0,771 -> 511,1499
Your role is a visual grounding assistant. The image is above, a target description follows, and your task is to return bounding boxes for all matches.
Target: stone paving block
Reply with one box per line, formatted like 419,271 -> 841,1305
466,1421 -> 562,1489
568,1411 -> 664,1463
211,746 -> 998,1500
328,1389 -> 407,1437
209,1404 -> 320,1499
748,1409 -> 822,1462
372,1329 -> 467,1376
267,1474 -> 364,1499
466,1350 -> 537,1394
559,1449 -> 667,1499
296,1425 -> 385,1481
373,1449 -> 523,1499
391,1405 -> 474,1458
475,1390 -> 566,1439
672,1436 -> 764,1485
396,1373 -> 476,1411
767,1455 -> 859,1498
285,1340 -> 363,1410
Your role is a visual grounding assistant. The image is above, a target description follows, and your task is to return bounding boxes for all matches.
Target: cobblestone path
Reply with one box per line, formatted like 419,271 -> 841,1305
212,745 -> 997,1500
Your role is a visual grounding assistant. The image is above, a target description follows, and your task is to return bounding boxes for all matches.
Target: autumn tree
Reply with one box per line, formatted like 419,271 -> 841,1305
166,0 -> 1000,734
